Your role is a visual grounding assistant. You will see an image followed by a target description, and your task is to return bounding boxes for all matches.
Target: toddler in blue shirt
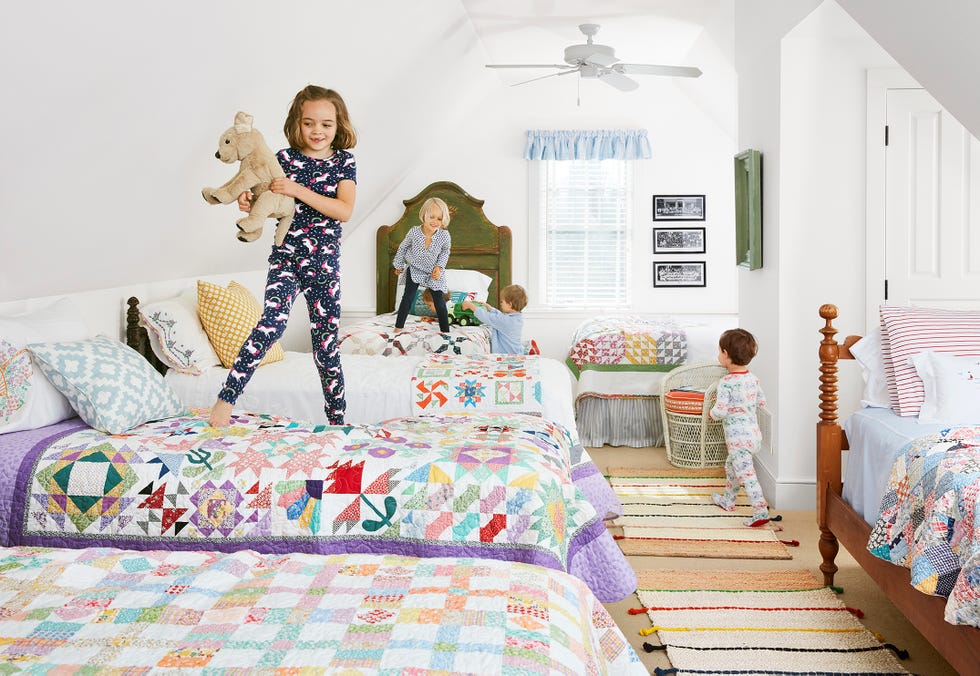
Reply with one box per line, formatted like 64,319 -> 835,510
462,284 -> 527,354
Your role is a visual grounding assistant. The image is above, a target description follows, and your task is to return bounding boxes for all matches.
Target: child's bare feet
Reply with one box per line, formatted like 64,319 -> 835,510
209,400 -> 233,427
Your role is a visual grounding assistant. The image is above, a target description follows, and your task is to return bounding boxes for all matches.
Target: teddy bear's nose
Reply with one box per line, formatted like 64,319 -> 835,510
214,151 -> 221,159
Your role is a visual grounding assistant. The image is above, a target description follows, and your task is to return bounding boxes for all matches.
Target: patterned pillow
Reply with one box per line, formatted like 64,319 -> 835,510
879,305 -> 980,416
139,290 -> 221,374
410,290 -> 476,317
0,339 -> 33,427
197,281 -> 284,369
27,335 -> 186,434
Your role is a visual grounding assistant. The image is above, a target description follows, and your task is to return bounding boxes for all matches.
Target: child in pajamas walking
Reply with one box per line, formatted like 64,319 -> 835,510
709,328 -> 771,527
393,197 -> 452,333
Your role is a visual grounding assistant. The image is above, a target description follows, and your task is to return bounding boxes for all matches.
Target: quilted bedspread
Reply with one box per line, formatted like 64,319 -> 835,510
565,315 -> 688,378
0,546 -> 645,673
412,353 -> 543,416
339,313 -> 491,356
7,411 -> 635,602
868,425 -> 980,626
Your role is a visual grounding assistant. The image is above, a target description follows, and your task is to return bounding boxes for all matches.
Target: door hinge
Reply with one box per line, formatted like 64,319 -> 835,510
884,279 -> 889,300
885,125 -> 889,146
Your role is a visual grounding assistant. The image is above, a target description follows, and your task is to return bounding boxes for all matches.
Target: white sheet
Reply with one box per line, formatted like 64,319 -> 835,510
166,352 -> 579,436
841,407 -> 949,525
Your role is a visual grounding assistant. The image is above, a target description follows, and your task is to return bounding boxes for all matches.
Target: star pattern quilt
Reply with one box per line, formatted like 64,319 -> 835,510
9,411 -> 635,602
0,546 -> 645,673
339,313 -> 491,356
412,353 -> 543,416
565,315 -> 688,378
868,424 -> 980,626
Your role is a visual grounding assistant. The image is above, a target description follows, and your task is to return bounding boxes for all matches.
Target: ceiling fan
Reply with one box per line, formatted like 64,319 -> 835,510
486,23 -> 702,92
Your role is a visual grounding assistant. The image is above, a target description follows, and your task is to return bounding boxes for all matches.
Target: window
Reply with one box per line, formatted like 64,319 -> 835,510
535,159 -> 632,307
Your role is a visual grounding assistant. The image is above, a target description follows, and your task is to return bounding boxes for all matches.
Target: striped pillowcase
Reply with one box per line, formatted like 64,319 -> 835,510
879,305 -> 980,416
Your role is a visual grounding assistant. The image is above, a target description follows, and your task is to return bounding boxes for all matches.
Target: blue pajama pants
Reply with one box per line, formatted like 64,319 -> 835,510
218,254 -> 345,424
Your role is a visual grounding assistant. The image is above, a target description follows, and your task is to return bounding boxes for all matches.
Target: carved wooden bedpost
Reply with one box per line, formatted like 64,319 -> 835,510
817,304 -> 842,586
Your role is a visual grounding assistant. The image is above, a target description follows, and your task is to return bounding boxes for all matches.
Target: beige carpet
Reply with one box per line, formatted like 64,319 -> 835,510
589,444 -> 958,676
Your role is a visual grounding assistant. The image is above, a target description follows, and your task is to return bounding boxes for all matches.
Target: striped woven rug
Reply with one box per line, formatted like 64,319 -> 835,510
608,467 -> 796,559
634,569 -> 910,675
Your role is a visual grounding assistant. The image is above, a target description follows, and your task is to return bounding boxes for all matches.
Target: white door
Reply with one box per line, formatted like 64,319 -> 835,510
885,88 -> 980,309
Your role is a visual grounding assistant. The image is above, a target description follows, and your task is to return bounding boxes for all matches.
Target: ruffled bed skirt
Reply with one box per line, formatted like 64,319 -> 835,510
575,394 -> 664,448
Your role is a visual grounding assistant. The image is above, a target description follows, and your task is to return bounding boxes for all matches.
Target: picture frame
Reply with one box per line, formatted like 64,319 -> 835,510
653,195 -> 705,221
653,227 -> 706,254
653,261 -> 706,287
734,149 -> 762,270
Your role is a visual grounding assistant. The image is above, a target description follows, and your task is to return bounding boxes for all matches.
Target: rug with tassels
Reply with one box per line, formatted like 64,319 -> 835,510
633,569 -> 911,675
607,468 -> 798,559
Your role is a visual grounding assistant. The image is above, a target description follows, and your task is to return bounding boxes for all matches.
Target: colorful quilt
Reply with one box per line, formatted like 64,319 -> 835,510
339,313 -> 491,356
868,425 -> 980,627
412,353 -> 543,417
9,410 -> 635,602
565,315 -> 688,378
0,547 -> 646,674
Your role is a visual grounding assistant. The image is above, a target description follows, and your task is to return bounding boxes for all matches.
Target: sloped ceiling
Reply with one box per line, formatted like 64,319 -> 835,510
836,0 -> 980,137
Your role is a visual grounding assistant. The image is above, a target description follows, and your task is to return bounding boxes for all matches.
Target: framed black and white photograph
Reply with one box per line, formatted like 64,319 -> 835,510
653,227 -> 706,254
653,261 -> 706,287
653,195 -> 706,221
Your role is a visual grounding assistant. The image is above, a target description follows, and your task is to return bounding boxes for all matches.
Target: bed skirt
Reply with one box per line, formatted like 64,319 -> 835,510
575,393 -> 664,448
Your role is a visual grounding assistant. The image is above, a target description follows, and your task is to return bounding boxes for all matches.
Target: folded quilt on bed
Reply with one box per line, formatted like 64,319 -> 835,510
565,315 -> 688,378
412,353 -> 543,416
868,424 -> 980,626
7,411 -> 635,602
0,546 -> 645,673
339,313 -> 491,356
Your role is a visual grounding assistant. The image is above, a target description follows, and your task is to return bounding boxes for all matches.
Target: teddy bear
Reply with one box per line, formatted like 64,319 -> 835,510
202,111 -> 294,245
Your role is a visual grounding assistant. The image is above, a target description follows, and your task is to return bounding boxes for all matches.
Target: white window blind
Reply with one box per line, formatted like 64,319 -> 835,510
537,160 -> 632,306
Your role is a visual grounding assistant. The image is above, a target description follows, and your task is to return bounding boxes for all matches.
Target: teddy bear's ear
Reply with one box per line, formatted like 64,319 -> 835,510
233,111 -> 254,132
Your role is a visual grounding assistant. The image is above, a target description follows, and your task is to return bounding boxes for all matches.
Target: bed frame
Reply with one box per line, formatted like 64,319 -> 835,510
125,297 -> 167,375
376,181 -> 512,315
816,304 -> 980,674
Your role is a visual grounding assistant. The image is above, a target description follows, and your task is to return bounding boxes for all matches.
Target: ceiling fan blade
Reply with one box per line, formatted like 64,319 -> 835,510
584,52 -> 618,68
617,63 -> 703,78
485,64 -> 571,69
599,70 -> 638,92
510,68 -> 579,87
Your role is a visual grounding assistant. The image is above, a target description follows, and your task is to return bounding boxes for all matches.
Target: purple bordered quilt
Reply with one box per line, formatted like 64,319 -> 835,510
867,425 -> 980,626
3,411 -> 635,602
565,315 -> 688,378
412,353 -> 543,416
339,313 -> 491,356
0,547 -> 646,673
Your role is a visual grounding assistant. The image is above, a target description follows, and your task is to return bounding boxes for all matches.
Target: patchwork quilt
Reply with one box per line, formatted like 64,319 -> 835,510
0,547 -> 646,673
6,411 -> 635,602
868,424 -> 980,627
339,313 -> 491,356
412,353 -> 543,416
566,315 -> 688,378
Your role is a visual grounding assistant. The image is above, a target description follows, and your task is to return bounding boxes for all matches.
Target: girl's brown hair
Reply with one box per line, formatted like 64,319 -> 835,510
283,85 -> 357,151
719,328 -> 758,366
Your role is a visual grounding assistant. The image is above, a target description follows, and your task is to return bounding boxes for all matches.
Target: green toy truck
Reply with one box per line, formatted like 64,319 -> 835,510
448,301 -> 480,327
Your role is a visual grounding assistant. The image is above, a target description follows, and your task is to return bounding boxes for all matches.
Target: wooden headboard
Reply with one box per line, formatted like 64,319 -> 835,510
126,296 -> 168,375
376,181 -> 512,315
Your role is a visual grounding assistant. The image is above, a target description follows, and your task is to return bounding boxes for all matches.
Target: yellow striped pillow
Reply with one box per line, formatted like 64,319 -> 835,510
197,280 -> 284,369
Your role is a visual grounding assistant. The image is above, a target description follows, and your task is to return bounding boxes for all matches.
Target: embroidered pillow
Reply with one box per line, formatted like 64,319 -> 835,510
197,280 -> 284,369
27,335 -> 186,434
879,305 -> 980,416
911,351 -> 980,424
410,290 -> 478,318
0,298 -> 90,433
139,289 -> 221,375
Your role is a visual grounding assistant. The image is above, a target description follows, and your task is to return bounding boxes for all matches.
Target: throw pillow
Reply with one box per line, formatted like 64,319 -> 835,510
197,280 -> 284,369
911,350 -> 980,424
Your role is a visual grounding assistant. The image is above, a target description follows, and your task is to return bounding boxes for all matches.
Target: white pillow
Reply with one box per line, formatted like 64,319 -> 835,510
0,298 -> 89,433
911,350 -> 980,424
393,269 -> 493,311
848,328 -> 890,408
139,290 -> 221,374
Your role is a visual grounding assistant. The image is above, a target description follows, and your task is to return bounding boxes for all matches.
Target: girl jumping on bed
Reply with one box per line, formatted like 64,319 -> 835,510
709,328 -> 771,527
393,197 -> 452,333
209,85 -> 357,428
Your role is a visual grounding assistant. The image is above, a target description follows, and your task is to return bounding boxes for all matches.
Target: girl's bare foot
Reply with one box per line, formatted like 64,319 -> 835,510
209,400 -> 233,427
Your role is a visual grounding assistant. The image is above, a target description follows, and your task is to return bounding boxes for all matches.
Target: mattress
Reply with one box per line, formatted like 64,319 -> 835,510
841,407 -> 948,525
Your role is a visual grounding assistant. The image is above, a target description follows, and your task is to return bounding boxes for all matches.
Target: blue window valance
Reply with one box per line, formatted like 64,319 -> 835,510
524,129 -> 651,161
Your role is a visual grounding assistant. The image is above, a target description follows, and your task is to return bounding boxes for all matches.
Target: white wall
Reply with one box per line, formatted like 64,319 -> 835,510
1,1 -> 739,363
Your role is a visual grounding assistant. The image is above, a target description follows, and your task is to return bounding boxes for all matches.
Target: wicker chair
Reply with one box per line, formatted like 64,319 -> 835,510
659,362 -> 728,468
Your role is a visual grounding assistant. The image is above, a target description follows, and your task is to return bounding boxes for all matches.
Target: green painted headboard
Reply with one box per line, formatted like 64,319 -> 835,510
376,181 -> 512,315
